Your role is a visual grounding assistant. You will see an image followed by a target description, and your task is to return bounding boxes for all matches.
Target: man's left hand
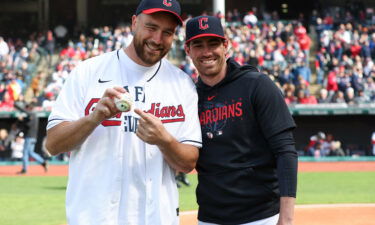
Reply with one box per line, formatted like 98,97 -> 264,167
134,108 -> 172,146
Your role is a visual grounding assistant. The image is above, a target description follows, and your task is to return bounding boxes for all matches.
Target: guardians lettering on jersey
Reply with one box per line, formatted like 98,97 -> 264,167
84,86 -> 185,132
199,98 -> 243,139
146,103 -> 185,123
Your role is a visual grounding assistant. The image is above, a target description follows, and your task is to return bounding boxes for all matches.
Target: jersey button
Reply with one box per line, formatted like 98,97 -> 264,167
111,198 -> 118,204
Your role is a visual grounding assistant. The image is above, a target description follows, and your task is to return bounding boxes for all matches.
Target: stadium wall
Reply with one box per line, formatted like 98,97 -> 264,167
293,115 -> 374,155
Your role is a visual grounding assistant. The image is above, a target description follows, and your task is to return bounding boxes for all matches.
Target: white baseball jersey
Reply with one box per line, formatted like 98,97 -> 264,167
47,49 -> 202,225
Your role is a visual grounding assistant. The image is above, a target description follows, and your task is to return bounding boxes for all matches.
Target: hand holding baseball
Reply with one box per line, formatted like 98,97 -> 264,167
89,86 -> 128,124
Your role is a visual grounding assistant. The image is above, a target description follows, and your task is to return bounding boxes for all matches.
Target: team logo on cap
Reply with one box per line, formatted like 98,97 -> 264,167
198,17 -> 209,30
163,0 -> 172,7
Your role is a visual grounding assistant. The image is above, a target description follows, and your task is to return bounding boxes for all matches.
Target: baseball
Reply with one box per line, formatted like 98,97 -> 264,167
114,92 -> 133,112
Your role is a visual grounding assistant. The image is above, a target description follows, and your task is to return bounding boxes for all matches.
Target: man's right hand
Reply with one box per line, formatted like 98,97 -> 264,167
89,86 -> 127,124
46,86 -> 128,155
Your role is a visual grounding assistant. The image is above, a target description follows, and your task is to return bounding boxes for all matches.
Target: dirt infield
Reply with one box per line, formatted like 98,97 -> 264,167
180,204 -> 375,225
1,161 -> 375,225
2,161 -> 375,176
0,164 -> 68,176
298,161 -> 375,172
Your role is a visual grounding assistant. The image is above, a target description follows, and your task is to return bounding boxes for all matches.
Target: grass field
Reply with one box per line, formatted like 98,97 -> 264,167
1,172 -> 375,225
179,172 -> 375,210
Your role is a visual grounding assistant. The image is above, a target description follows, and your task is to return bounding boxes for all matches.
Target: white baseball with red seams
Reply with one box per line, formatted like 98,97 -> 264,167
115,92 -> 133,112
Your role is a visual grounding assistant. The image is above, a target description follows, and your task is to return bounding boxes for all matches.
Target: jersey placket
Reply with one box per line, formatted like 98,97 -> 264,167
144,80 -> 155,225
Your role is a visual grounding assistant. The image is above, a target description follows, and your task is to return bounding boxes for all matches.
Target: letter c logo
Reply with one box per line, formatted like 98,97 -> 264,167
163,0 -> 172,7
199,17 -> 209,30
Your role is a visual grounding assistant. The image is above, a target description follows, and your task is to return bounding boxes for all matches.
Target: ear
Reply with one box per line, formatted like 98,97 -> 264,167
131,15 -> 138,31
223,39 -> 229,50
184,43 -> 190,56
223,40 -> 229,58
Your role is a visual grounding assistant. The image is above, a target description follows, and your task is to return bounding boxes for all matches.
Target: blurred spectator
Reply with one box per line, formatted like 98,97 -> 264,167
317,88 -> 331,103
11,132 -> 24,161
297,33 -> 312,65
180,56 -> 193,73
278,66 -> 293,86
0,92 -> 15,110
313,142 -> 323,158
326,69 -> 338,95
0,37 -> 9,60
345,87 -> 356,105
41,91 -> 56,110
7,122 -> 21,146
243,11 -> 257,27
284,84 -> 297,105
294,22 -> 307,37
315,47 -> 329,85
322,133 -> 334,156
293,59 -> 311,85
8,78 -> 22,101
247,49 -> 259,67
329,141 -> 346,156
297,89 -> 317,104
372,131 -> 375,156
44,30 -> 55,66
15,103 -> 48,174
54,24 -> 68,47
230,9 -> 241,22
307,131 -> 326,156
332,90 -> 346,103
30,71 -> 43,98
121,26 -> 133,48
0,128 -> 11,160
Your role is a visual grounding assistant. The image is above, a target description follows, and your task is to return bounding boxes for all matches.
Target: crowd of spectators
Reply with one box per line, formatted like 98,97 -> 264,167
0,30 -> 60,112
3,4 -> 374,111
180,4 -> 375,106
0,30 -> 62,161
309,1 -> 375,105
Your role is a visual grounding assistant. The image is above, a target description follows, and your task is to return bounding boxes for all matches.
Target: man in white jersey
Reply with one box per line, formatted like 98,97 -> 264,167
45,0 -> 202,224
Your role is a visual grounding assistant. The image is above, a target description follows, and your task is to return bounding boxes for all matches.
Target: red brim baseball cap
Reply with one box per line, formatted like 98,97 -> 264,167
185,16 -> 226,44
136,0 -> 183,25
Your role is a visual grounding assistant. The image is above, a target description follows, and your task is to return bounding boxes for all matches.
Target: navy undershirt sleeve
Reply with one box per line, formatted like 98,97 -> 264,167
268,129 -> 298,197
252,75 -> 296,139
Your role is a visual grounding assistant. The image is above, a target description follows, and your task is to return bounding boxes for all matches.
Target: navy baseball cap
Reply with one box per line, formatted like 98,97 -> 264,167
185,16 -> 226,44
136,0 -> 183,25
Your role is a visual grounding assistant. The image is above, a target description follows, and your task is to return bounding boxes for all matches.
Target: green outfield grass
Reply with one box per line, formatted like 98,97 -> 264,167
179,172 -> 375,210
1,172 -> 375,225
0,176 -> 67,225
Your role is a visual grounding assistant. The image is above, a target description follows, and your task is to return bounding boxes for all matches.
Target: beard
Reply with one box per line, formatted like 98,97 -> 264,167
133,34 -> 170,65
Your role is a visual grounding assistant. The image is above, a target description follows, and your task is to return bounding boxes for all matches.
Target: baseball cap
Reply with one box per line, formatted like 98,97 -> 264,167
136,0 -> 183,25
185,16 -> 226,44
